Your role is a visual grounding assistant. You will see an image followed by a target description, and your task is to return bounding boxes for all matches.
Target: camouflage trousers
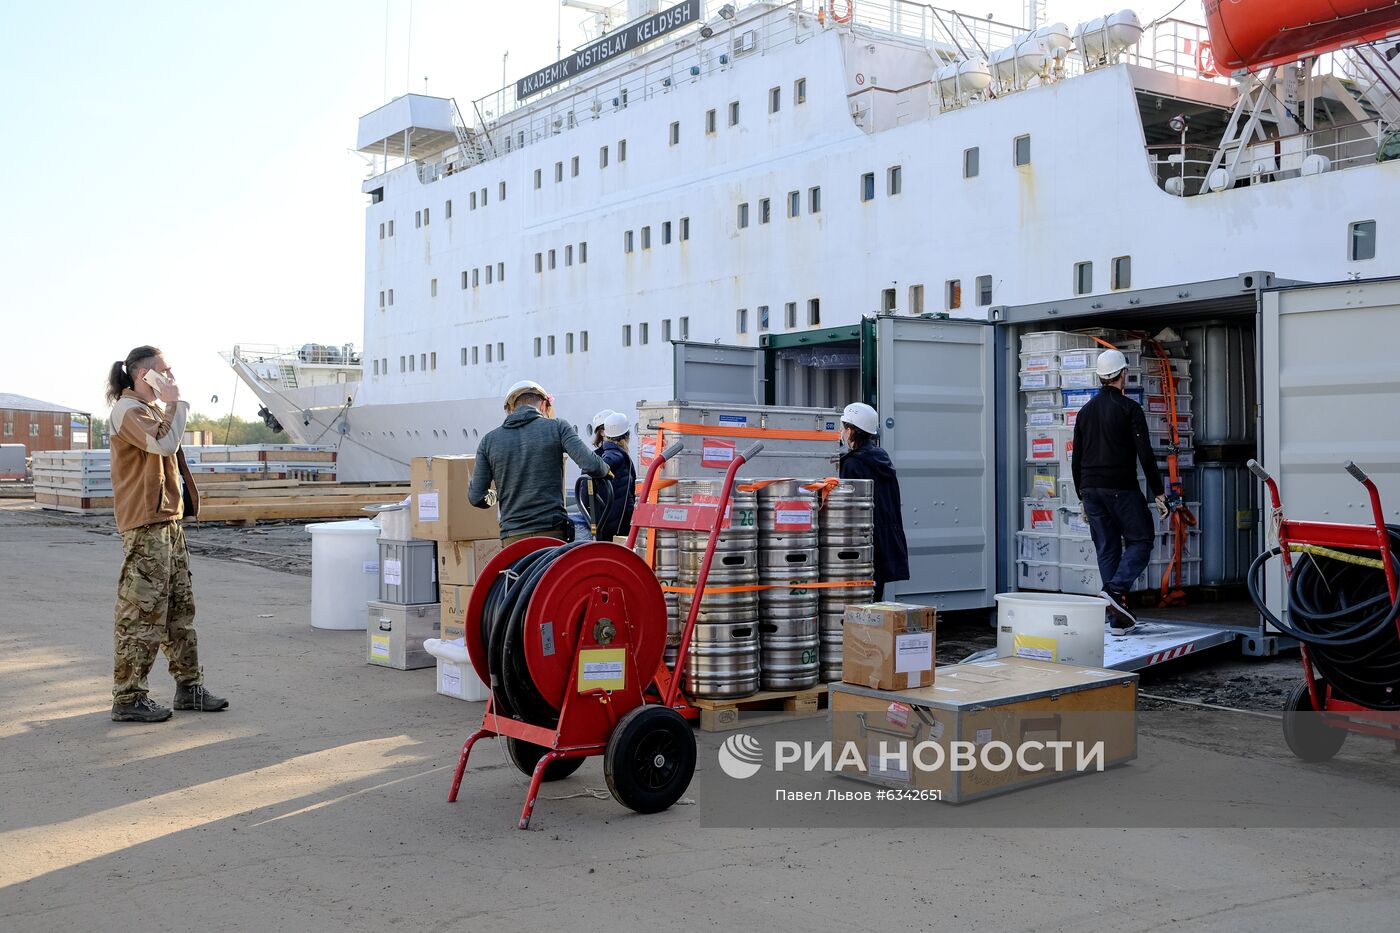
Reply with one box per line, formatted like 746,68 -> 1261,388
113,521 -> 201,703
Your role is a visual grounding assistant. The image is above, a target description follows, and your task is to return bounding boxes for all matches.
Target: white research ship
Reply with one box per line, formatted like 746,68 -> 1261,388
229,0 -> 1400,482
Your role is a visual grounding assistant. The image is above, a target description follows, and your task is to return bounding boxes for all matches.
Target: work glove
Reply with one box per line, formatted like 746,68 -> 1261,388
1154,494 -> 1169,519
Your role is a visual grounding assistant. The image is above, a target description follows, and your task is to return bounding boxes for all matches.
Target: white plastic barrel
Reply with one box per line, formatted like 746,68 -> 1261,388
994,592 -> 1107,667
307,519 -> 382,630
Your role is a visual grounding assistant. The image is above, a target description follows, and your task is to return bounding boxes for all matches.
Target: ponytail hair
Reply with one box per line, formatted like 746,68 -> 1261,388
105,345 -> 162,404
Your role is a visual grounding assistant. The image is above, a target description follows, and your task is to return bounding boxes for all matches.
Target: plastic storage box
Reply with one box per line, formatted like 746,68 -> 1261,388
378,539 -> 439,605
1017,560 -> 1061,591
1022,498 -> 1060,534
1017,532 -> 1059,563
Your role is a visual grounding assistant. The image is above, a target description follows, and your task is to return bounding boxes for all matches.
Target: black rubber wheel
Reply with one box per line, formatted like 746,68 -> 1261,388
604,705 -> 696,814
1283,679 -> 1347,762
504,737 -> 585,782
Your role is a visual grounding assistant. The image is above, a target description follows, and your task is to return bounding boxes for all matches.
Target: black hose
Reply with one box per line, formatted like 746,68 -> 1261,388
575,474 -> 614,538
1247,525 -> 1400,709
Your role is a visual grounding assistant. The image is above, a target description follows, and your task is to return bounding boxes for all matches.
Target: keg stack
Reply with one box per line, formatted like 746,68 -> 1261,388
755,481 -> 822,691
817,479 -> 876,682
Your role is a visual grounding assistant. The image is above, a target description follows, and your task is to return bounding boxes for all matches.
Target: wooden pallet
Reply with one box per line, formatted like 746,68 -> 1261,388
690,683 -> 830,732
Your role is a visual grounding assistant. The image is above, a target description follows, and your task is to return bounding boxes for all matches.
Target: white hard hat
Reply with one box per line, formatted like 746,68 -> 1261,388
1095,348 -> 1128,379
602,412 -> 631,439
840,402 -> 880,435
589,409 -> 616,433
505,379 -> 549,409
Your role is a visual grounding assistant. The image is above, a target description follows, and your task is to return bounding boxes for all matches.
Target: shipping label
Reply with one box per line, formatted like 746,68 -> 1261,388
1029,436 -> 1056,459
893,632 -> 933,674
700,437 -> 736,468
772,499 -> 814,531
417,491 -> 440,521
383,559 -> 402,586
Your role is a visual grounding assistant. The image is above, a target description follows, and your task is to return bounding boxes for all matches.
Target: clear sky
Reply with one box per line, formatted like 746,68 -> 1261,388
1,0 -> 1197,422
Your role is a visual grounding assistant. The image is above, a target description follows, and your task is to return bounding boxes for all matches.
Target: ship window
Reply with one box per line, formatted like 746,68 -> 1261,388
809,186 -> 821,213
625,230 -> 635,253
964,147 -> 979,178
472,346 -> 479,364
548,249 -> 556,270
480,187 -> 487,206
374,359 -> 380,375
642,225 -> 651,249
534,168 -> 542,189
445,200 -> 452,219
415,210 -> 422,228
679,316 -> 689,339
486,265 -> 494,284
580,241 -> 588,263
472,268 -> 479,287
471,191 -> 478,209
486,345 -> 493,363
945,279 -> 962,310
400,356 -> 406,372
759,198 -> 771,224
420,353 -> 427,370
379,291 -> 385,308
795,77 -> 806,104
370,187 -> 383,204
555,161 -> 563,182
662,319 -> 672,341
623,324 -> 632,347
680,217 -> 690,240
808,298 -> 821,325
460,348 -> 467,366
738,203 -> 750,228
499,181 -> 506,200
769,86 -> 781,113
424,206 -> 430,224
571,156 -> 580,177
785,301 -> 796,328
706,109 -> 717,134
736,308 -> 748,334
1014,134 -> 1031,166
640,322 -> 649,344
758,305 -> 770,331
882,288 -> 896,313
909,284 -> 924,315
534,337 -> 542,358
1111,255 -> 1132,289
861,172 -> 875,201
788,191 -> 800,217
1350,220 -> 1376,261
1074,261 -> 1092,295
460,271 -> 468,290
430,351 -> 437,370
566,333 -> 575,353
662,221 -> 672,244
600,145 -> 609,168
379,223 -> 385,240
729,100 -> 740,126
670,121 -> 680,145
565,244 -> 574,266
535,252 -> 543,273
497,342 -> 504,360
388,220 -> 394,236
409,355 -> 415,372
430,277 -> 438,297
580,330 -> 589,351
976,275 -> 992,306
548,336 -> 556,355
888,165 -> 902,196
619,139 -> 627,161
497,261 -> 504,281
387,289 -> 394,306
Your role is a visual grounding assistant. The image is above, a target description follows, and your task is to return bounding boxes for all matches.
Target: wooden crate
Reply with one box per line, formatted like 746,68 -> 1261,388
690,683 -> 830,733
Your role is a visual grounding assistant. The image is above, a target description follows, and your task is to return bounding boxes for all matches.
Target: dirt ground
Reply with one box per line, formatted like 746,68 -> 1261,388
4,502 -> 1399,932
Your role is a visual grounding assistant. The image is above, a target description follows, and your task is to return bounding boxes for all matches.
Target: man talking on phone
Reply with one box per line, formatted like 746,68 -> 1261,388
104,346 -> 228,722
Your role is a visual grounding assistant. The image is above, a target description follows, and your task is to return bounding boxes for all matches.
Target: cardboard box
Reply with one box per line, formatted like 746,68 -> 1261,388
437,537 -> 504,586
842,602 -> 937,691
440,584 -> 472,642
830,658 -> 1137,802
409,456 -> 500,542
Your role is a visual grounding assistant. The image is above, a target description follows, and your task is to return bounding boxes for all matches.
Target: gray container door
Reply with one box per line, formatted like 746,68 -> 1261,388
873,317 -> 996,610
672,342 -> 763,404
1260,279 -> 1400,618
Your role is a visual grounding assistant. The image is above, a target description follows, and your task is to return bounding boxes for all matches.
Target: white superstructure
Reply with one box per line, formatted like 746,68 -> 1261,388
230,0 -> 1400,481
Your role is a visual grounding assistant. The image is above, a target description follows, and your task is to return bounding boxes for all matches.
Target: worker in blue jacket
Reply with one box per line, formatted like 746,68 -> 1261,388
837,402 -> 909,601
584,411 -> 637,541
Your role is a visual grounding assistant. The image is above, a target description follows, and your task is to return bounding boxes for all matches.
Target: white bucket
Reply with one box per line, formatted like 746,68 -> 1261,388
994,592 -> 1107,667
307,519 -> 382,630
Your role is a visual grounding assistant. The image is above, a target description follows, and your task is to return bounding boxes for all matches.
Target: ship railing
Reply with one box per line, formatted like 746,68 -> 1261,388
1145,116 -> 1384,197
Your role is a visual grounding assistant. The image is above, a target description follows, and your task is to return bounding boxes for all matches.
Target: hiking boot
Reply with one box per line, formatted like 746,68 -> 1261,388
112,696 -> 173,723
173,683 -> 229,712
1100,589 -> 1137,636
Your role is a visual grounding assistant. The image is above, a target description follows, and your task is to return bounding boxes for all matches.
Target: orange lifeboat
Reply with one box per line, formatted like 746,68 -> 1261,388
1203,0 -> 1400,73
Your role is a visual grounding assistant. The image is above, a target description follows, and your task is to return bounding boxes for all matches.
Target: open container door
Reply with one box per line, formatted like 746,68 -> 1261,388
870,316 -> 996,610
671,341 -> 764,405
1260,278 -> 1400,622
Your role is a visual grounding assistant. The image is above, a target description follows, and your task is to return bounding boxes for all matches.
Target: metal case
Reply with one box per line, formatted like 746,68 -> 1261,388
366,600 -> 439,670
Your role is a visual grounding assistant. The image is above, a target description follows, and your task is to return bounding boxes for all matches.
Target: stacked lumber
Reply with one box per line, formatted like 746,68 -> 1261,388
195,480 -> 410,523
187,444 -> 338,482
32,450 -> 113,514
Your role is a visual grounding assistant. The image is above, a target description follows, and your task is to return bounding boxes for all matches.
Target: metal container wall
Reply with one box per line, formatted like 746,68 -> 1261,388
1197,461 -> 1259,585
1182,322 -> 1257,446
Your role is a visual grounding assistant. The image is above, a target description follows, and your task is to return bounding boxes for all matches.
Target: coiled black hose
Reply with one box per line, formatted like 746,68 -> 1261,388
574,474 -> 614,538
481,542 -> 586,725
1247,524 -> 1400,709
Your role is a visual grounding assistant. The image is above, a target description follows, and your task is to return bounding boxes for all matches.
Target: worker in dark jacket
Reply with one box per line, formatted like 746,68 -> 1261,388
837,402 -> 909,601
469,379 -> 609,545
590,412 -> 637,540
1071,349 -> 1168,635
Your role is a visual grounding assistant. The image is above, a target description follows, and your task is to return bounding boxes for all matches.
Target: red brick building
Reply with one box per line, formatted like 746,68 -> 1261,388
0,393 -> 91,456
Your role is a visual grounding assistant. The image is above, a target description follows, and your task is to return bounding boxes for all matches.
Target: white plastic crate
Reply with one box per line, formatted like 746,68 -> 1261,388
1021,331 -> 1098,353
1063,408 -> 1079,428
1019,351 -> 1059,373
1157,449 -> 1197,469
1026,409 -> 1063,428
1057,505 -> 1092,538
1059,563 -> 1103,596
1058,476 -> 1080,506
1060,535 -> 1099,566
1017,560 -> 1062,591
1060,369 -> 1098,390
1019,370 -> 1061,390
1144,374 -> 1192,396
1152,530 -> 1202,562
1017,532 -> 1060,563
1024,389 -> 1062,409
1056,348 -> 1105,371
1022,498 -> 1061,533
1026,426 -> 1073,470
1145,394 -> 1192,414
1143,356 -> 1191,377
1146,411 -> 1194,433
1152,501 -> 1201,534
1149,430 -> 1193,452
1025,465 -> 1060,499
1142,557 -> 1202,589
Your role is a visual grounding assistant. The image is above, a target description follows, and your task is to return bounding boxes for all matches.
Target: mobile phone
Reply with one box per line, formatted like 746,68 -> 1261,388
143,370 -> 168,392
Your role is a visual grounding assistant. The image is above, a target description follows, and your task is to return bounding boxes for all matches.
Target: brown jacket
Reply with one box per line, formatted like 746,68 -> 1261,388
109,391 -> 200,532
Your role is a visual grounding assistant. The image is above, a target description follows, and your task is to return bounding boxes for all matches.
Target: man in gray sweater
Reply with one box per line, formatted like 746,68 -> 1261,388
469,379 -> 610,544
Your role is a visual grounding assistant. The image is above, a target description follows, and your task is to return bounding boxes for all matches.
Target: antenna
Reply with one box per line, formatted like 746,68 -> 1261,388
502,51 -> 509,89
562,0 -> 618,40
1023,0 -> 1045,29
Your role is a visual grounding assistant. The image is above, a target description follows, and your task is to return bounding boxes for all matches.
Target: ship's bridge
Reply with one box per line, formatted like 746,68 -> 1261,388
356,94 -> 462,162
